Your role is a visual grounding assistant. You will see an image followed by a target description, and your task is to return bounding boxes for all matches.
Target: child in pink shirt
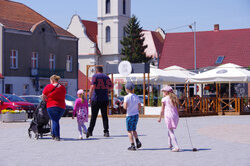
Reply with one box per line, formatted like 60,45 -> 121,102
158,85 -> 180,152
72,89 -> 88,139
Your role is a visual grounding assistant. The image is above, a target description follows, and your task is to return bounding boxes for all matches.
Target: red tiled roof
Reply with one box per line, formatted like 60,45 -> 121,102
0,0 -> 74,37
159,28 -> 250,70
81,20 -> 97,44
78,70 -> 90,90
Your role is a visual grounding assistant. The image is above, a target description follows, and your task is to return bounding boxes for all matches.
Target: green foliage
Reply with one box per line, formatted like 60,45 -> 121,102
120,84 -> 127,96
120,15 -> 151,63
120,84 -> 143,96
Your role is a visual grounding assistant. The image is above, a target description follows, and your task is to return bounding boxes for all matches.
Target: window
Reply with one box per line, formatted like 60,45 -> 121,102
0,96 -> 8,102
215,56 -> 224,64
66,55 -> 73,72
5,84 -> 13,94
106,0 -> 110,14
31,52 -> 38,69
106,26 -> 111,42
123,0 -> 126,15
123,27 -> 126,37
49,54 -> 56,70
10,50 -> 18,69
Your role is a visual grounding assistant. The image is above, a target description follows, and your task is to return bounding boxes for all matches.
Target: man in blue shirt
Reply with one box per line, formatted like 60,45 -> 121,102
87,66 -> 112,137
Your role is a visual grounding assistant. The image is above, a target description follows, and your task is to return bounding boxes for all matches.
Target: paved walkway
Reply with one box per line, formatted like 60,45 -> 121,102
1,115 -> 250,166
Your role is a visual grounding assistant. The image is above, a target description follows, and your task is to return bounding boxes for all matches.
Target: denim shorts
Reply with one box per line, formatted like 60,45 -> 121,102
126,114 -> 139,131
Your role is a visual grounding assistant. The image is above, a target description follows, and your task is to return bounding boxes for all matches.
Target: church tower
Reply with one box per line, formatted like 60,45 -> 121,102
97,0 -> 131,57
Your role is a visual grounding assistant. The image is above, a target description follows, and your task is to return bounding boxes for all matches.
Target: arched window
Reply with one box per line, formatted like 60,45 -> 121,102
123,0 -> 126,15
106,0 -> 110,14
106,26 -> 111,42
123,27 -> 126,37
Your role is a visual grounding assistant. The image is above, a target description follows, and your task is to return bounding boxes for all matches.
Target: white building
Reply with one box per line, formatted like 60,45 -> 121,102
67,0 -> 164,91
68,0 -> 131,76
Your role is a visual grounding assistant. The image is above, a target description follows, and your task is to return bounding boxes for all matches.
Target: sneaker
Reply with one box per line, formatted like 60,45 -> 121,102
168,145 -> 173,149
104,132 -> 110,137
128,145 -> 136,151
51,134 -> 55,140
86,131 -> 92,138
136,140 -> 142,149
171,148 -> 180,152
54,137 -> 60,141
79,135 -> 83,140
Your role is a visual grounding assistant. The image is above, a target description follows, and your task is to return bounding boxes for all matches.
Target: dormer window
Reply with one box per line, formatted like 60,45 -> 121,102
123,0 -> 126,15
106,0 -> 110,14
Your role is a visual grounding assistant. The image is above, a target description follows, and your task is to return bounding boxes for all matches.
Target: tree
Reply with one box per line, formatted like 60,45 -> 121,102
120,15 -> 150,63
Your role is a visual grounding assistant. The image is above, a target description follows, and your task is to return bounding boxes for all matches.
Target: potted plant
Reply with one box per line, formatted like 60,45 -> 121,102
1,109 -> 28,122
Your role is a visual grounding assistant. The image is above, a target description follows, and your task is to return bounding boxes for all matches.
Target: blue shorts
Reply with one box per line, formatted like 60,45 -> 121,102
126,114 -> 139,131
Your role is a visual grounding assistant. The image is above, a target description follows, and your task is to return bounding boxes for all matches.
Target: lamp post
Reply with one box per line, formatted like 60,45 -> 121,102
189,21 -> 197,95
189,21 -> 197,71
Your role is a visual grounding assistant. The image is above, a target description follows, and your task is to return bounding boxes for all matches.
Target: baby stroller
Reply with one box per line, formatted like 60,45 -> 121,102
28,101 -> 51,139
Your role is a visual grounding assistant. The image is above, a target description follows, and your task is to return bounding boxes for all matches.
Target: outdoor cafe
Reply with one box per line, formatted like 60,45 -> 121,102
110,63 -> 250,116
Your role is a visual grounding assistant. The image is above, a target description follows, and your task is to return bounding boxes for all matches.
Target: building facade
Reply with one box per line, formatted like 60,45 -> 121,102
0,0 -> 78,96
68,0 -> 131,76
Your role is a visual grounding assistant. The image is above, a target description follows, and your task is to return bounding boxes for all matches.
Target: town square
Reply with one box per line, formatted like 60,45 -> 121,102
0,0 -> 250,166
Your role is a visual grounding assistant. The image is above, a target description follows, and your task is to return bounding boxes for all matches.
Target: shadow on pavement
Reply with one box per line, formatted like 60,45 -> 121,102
181,148 -> 211,152
139,148 -> 211,152
111,134 -> 146,138
62,138 -> 100,141
139,148 -> 171,151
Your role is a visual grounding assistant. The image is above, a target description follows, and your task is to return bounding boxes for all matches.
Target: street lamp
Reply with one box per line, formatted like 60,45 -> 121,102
189,22 -> 197,95
189,21 -> 197,71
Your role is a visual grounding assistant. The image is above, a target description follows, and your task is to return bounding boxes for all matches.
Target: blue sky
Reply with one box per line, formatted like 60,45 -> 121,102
15,0 -> 250,33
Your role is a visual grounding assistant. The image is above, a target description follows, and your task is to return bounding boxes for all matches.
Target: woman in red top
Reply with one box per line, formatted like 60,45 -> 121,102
42,75 -> 66,141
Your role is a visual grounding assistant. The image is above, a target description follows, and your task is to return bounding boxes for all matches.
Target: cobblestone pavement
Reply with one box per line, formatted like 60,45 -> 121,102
1,115 -> 250,166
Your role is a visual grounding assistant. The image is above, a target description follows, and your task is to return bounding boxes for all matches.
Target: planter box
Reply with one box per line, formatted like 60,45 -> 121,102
1,112 -> 28,122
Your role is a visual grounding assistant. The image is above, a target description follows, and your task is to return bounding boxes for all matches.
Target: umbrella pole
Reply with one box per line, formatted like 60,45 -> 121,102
111,74 -> 114,111
152,84 -> 154,106
229,82 -> 231,98
86,65 -> 89,99
143,73 -> 146,114
216,83 -> 218,98
219,83 -> 221,98
148,73 -> 150,106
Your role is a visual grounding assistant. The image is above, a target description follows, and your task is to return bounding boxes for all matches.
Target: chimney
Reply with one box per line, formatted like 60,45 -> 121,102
214,24 -> 219,31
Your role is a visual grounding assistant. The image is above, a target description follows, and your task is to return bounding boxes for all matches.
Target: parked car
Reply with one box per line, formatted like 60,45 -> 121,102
138,95 -> 148,106
0,94 -> 36,118
20,95 -> 74,117
65,94 -> 76,107
19,95 -> 41,108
